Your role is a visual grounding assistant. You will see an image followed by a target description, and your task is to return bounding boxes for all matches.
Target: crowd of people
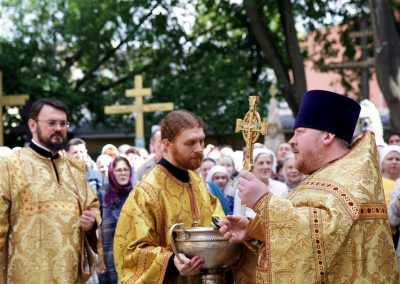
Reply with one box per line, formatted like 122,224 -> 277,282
1,91 -> 400,283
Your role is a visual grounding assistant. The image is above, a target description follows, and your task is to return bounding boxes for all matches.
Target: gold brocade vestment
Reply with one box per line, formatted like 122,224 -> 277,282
0,147 -> 101,284
247,132 -> 399,283
114,164 -> 225,284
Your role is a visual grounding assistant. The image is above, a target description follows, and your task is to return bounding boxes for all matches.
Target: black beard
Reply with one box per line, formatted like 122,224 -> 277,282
41,139 -> 66,152
37,130 -> 67,152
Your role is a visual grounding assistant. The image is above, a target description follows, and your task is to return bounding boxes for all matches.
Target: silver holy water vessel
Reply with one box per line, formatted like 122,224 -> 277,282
169,221 -> 241,284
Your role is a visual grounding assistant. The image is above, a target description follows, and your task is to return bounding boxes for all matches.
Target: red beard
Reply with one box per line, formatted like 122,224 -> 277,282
170,145 -> 203,170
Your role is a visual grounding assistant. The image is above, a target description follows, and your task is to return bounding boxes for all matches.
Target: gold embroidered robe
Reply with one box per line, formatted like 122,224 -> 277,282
114,165 -> 224,284
0,147 -> 101,284
247,132 -> 399,283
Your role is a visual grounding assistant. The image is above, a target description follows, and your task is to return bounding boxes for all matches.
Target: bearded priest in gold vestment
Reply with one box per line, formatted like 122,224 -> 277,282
0,99 -> 102,284
114,110 -> 227,283
221,90 -> 399,283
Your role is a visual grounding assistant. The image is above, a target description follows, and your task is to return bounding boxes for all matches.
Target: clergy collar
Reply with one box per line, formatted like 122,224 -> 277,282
310,157 -> 340,175
158,158 -> 189,183
29,140 -> 60,160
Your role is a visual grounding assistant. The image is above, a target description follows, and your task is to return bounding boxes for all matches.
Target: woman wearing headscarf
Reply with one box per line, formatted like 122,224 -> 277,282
380,145 -> 400,205
282,154 -> 305,191
206,165 -> 235,215
380,145 -> 400,252
218,155 -> 239,189
101,144 -> 119,158
97,156 -> 133,284
233,147 -> 288,218
96,154 -> 113,181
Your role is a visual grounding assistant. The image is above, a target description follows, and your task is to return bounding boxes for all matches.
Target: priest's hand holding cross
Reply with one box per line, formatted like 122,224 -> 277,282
237,170 -> 269,208
235,96 -> 270,208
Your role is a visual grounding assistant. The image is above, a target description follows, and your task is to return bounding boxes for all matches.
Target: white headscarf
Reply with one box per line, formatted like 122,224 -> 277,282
101,144 -> 119,157
253,147 -> 277,173
379,145 -> 400,167
205,165 -> 230,192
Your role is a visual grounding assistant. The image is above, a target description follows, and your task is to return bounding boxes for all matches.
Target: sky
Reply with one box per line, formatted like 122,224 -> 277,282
0,9 -> 13,39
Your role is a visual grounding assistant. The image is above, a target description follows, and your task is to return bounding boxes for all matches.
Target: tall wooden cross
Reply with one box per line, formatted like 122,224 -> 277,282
0,71 -> 30,146
235,96 -> 268,171
325,19 -> 373,100
105,75 -> 174,147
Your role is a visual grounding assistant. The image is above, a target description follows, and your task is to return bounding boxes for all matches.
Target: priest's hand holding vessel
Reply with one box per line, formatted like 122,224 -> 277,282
169,222 -> 241,283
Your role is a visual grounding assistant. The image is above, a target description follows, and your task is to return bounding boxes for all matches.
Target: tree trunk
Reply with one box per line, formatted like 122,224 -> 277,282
277,0 -> 306,109
244,1 -> 303,115
369,0 -> 400,133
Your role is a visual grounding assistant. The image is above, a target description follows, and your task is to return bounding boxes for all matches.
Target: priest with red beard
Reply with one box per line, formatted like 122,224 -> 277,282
114,110 -> 225,283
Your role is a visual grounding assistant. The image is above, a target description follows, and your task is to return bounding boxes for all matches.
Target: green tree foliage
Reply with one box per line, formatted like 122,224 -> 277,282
0,0 -> 271,145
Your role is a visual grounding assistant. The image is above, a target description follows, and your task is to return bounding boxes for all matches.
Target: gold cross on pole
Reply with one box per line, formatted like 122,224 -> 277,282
235,96 -> 268,171
0,71 -> 30,146
104,75 -> 174,147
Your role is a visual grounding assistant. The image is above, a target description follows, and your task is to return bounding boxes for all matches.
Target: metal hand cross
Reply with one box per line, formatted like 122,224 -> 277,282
235,96 -> 268,171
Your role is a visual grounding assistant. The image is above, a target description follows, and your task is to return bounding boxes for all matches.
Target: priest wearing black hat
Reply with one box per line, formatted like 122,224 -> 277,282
220,90 -> 399,283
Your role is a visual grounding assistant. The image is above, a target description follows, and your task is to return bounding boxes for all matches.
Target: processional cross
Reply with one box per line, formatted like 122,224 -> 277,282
105,75 -> 174,147
0,71 -> 29,146
235,96 -> 268,171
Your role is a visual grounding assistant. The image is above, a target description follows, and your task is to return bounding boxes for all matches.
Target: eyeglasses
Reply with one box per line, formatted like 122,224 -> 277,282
36,120 -> 70,128
114,168 -> 130,173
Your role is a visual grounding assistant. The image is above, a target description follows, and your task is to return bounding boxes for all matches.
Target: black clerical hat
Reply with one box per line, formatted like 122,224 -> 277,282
294,90 -> 361,144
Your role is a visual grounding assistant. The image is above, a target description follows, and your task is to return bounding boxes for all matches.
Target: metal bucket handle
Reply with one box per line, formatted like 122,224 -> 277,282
169,223 -> 187,264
